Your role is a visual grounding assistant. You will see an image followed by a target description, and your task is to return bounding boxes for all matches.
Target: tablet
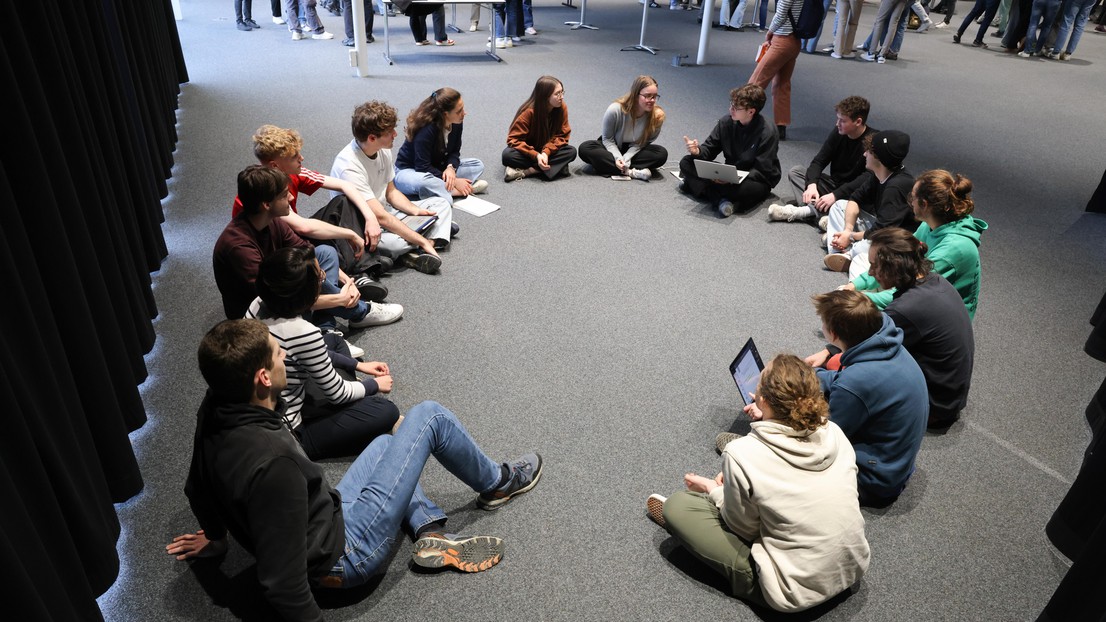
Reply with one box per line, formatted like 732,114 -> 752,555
729,338 -> 765,406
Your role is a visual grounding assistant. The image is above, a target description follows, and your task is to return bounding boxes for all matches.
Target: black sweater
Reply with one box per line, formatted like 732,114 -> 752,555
848,168 -> 917,239
805,126 -> 876,195
185,394 -> 344,621
697,113 -> 781,187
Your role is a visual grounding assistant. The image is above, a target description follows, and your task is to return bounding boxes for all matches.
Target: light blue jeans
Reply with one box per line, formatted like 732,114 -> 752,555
393,158 -> 484,204
1052,0 -> 1095,54
313,243 -> 369,329
494,0 -> 523,37
328,401 -> 503,586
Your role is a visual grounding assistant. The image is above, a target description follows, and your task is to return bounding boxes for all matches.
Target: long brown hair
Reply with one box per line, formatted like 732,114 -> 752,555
405,87 -> 461,144
614,75 -> 665,147
913,169 -> 975,225
511,76 -> 564,150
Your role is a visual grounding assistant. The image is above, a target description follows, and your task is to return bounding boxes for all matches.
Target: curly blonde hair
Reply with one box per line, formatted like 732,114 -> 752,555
252,125 -> 303,162
759,355 -> 829,433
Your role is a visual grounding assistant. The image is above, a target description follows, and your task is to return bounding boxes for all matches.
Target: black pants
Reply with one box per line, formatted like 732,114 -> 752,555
957,0 -> 1000,42
410,6 -> 446,42
679,154 -> 771,210
502,145 -> 578,179
578,139 -> 668,176
296,395 -> 400,460
342,0 -> 374,39
1002,0 -> 1032,47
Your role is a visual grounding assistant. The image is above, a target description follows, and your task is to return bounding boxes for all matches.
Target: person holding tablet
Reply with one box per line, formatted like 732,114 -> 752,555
502,76 -> 576,182
578,75 -> 668,181
679,84 -> 780,218
395,88 -> 488,205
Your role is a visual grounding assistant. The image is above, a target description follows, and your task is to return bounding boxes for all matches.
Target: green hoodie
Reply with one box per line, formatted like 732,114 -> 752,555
852,215 -> 988,319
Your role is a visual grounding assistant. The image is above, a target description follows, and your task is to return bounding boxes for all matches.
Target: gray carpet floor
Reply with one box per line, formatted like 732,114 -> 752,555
98,0 -> 1106,619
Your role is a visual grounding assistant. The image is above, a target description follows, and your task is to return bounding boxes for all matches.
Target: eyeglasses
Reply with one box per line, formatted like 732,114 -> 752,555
552,90 -> 565,98
640,93 -> 659,101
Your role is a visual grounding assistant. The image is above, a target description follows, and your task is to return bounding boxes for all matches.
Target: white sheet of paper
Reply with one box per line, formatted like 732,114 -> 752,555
453,195 -> 501,217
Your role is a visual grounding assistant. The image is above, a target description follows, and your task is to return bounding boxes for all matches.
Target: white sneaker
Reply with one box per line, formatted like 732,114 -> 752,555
291,30 -> 304,40
916,18 -> 933,33
525,26 -> 538,35
818,215 -> 829,231
349,302 -> 404,328
934,21 -> 948,28
469,22 -> 478,31
860,52 -> 877,61
504,166 -> 525,182
767,202 -> 813,222
494,37 -> 509,48
830,51 -> 843,59
629,168 -> 652,181
273,16 -> 286,25
311,31 -> 335,40
345,340 -> 365,359
470,179 -> 489,194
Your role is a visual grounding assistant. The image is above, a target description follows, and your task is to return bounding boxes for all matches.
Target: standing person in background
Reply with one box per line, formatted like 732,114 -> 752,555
953,0 -> 1001,46
1049,0 -> 1098,58
748,0 -> 804,140
503,76 -> 577,182
578,76 -> 668,181
341,0 -> 375,46
287,0 -> 336,39
234,0 -> 260,30
833,0 -> 866,57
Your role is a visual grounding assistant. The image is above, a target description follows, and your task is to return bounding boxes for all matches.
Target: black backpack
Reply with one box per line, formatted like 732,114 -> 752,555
786,0 -> 827,40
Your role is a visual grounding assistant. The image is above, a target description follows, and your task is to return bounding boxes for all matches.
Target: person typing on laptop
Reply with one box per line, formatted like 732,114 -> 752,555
678,84 -> 781,219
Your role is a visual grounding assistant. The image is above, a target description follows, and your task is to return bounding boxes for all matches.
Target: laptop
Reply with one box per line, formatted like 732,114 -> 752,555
397,213 -> 438,234
694,160 -> 749,185
729,338 -> 765,406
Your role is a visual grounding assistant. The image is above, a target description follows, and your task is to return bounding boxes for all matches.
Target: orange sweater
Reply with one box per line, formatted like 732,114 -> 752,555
506,103 -> 572,160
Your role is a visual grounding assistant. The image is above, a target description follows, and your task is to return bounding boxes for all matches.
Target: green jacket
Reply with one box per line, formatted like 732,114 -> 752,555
852,216 -> 988,319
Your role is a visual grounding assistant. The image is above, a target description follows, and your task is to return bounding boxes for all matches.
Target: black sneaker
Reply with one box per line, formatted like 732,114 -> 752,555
413,533 -> 504,572
477,453 -> 542,510
236,20 -> 252,31
401,252 -> 441,274
352,273 -> 388,302
245,18 -> 260,28
367,33 -> 375,43
450,221 -> 460,236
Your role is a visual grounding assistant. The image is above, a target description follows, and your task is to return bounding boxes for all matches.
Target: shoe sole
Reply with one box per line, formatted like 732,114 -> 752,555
646,494 -> 667,528
413,535 -> 504,572
406,254 -> 441,274
356,283 -> 388,302
824,254 -> 852,272
715,433 -> 743,453
477,456 -> 543,510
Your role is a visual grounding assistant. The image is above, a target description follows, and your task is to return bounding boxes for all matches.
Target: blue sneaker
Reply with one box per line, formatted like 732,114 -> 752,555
717,199 -> 735,218
478,453 -> 542,509
413,533 -> 504,572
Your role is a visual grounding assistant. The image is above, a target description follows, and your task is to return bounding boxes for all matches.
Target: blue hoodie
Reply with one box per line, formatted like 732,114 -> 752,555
816,315 -> 929,499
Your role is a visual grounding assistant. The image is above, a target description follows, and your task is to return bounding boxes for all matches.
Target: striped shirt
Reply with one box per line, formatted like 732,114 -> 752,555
246,297 -> 367,429
768,0 -> 801,36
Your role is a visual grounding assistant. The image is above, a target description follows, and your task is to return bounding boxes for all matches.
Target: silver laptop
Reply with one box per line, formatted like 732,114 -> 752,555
694,160 -> 749,185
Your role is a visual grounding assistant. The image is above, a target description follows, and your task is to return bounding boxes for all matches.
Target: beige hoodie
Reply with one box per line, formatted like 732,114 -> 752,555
708,420 -> 871,611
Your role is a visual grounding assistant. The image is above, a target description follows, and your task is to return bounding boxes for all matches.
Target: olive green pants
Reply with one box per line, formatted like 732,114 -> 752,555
662,491 -> 768,607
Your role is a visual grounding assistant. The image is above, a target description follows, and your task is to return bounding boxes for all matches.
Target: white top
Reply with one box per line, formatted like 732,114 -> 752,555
330,140 -> 395,204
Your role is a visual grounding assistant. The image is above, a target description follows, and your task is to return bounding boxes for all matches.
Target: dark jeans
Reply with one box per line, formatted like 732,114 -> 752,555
235,0 -> 254,20
342,0 -> 374,39
957,0 -> 1001,41
679,154 -> 772,210
410,6 -> 446,42
502,145 -> 578,179
296,395 -> 400,460
577,140 -> 668,176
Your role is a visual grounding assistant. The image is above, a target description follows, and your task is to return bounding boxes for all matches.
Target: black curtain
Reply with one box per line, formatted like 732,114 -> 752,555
1,0 -> 186,619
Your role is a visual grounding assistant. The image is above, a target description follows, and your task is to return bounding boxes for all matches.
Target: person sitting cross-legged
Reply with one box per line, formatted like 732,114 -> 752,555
167,319 -> 544,621
679,83 -> 781,218
578,75 -> 669,181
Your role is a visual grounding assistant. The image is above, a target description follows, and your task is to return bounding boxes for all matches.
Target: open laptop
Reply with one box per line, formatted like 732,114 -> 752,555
729,338 -> 765,406
694,160 -> 749,185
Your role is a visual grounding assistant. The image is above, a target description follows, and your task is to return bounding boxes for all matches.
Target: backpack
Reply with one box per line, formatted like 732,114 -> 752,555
786,0 -> 827,40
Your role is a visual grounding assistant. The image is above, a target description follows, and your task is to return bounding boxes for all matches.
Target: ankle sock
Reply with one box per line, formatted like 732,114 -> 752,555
416,521 -> 447,539
494,464 -> 510,489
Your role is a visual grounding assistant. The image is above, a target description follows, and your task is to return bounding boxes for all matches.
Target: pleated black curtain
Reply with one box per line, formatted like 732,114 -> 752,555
0,0 -> 186,618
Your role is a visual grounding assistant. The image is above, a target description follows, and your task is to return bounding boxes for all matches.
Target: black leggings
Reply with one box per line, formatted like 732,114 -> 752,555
502,145 -> 578,179
578,140 -> 668,176
296,395 -> 400,460
679,154 -> 771,210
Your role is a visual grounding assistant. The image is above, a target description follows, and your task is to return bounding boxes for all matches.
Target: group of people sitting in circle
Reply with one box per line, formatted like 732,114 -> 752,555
172,76 -> 986,617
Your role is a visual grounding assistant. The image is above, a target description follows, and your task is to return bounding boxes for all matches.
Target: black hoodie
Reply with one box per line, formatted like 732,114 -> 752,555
185,393 -> 344,621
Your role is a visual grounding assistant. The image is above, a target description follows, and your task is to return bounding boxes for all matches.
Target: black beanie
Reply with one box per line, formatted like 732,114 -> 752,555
871,130 -> 910,170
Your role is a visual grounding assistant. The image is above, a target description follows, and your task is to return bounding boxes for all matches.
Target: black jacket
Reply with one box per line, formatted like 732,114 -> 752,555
696,113 -> 781,187
185,394 -> 344,622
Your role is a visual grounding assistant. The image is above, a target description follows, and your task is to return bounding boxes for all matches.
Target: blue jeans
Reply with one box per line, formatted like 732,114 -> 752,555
393,158 -> 484,204
1024,0 -> 1062,52
522,0 -> 534,28
312,243 -> 369,330
801,0 -> 836,52
494,0 -> 524,37
329,401 -> 503,585
956,0 -> 1001,42
1052,0 -> 1095,53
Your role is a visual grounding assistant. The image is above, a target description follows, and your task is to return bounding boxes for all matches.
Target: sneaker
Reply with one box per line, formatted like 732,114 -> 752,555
433,238 -> 450,251
478,453 -> 543,509
973,41 -> 989,49
818,215 -> 829,231
401,252 -> 442,274
312,31 -> 335,39
884,51 -> 898,60
349,301 -> 404,328
717,199 -> 735,218
629,168 -> 652,181
470,179 -> 489,194
1059,52 -> 1070,61
646,494 -> 667,528
525,26 -> 538,35
1017,50 -> 1030,57
345,339 -> 365,359
824,253 -> 852,272
435,39 -> 455,46
860,52 -> 877,61
291,30 -> 304,40
469,21 -> 478,31
413,533 -> 504,572
820,232 -> 828,246
237,20 -> 252,31
952,33 -> 961,43
342,37 -> 355,46
830,51 -> 844,59
451,221 -> 461,236
916,18 -> 933,33
715,432 -> 743,453
935,21 -> 948,28
767,202 -> 813,222
821,45 -> 835,53
876,55 -> 887,63
494,37 -> 510,48
352,273 -> 388,302
273,16 -> 286,24
504,166 -> 526,182
511,36 -> 521,43
245,18 -> 260,28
